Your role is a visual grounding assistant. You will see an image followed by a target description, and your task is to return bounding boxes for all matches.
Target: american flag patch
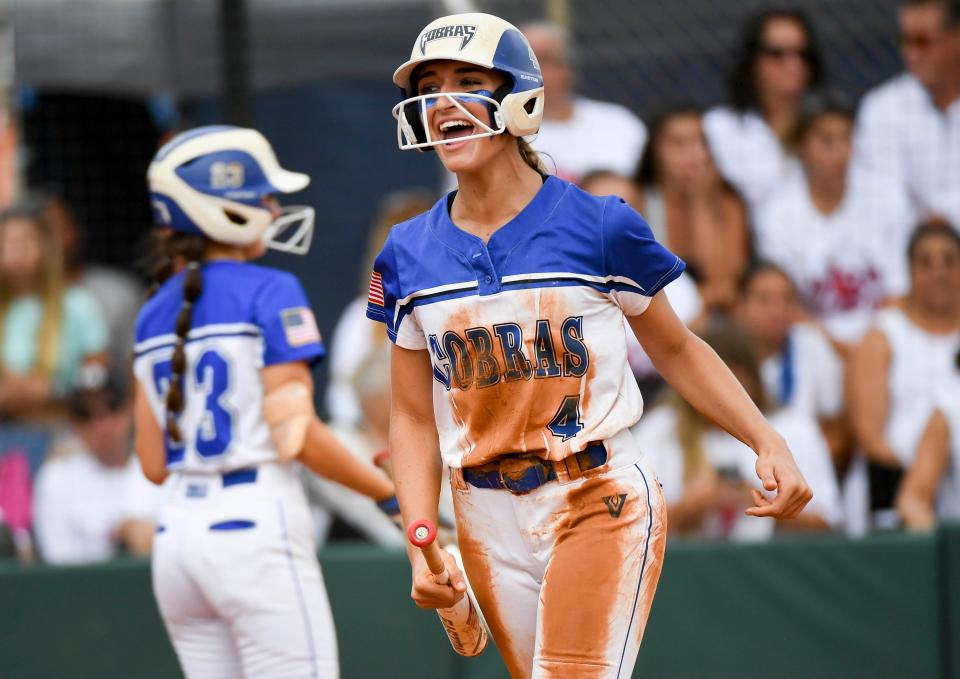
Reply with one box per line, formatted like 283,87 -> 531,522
368,271 -> 385,307
281,307 -> 321,347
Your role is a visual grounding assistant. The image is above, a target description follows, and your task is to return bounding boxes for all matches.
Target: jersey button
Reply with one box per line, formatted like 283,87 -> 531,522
484,275 -> 492,284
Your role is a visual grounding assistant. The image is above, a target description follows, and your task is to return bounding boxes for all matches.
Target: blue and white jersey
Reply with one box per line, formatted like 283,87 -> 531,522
367,176 -> 683,468
133,261 -> 324,473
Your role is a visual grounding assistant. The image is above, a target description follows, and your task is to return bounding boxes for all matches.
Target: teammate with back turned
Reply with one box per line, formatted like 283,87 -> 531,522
133,126 -> 399,678
370,13 -> 814,678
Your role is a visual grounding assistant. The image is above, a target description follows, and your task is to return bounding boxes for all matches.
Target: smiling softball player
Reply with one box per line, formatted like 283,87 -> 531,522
371,13 -> 813,678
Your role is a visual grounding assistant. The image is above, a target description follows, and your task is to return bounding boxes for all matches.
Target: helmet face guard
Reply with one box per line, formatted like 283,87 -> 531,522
263,205 -> 315,255
392,91 -> 506,151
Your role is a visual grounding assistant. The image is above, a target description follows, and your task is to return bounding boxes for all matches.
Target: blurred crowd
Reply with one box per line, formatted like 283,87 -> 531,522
0,0 -> 958,566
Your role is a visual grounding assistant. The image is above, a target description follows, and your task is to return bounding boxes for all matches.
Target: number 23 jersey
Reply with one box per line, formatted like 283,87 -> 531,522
133,261 -> 325,472
367,176 -> 684,469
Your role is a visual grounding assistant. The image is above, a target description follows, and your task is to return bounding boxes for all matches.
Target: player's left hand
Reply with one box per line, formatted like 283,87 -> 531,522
746,444 -> 812,519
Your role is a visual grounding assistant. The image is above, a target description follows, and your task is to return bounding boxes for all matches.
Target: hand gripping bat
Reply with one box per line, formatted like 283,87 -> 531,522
407,519 -> 488,657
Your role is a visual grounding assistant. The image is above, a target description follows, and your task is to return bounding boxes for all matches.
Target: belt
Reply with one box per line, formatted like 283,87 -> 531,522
221,468 -> 258,487
461,442 -> 607,495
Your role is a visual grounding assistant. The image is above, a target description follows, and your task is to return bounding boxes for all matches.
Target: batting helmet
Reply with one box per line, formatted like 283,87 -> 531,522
147,126 -> 315,254
392,13 -> 545,151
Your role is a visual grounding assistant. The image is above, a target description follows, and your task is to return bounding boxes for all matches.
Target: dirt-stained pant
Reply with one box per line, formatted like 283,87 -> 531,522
452,429 -> 667,679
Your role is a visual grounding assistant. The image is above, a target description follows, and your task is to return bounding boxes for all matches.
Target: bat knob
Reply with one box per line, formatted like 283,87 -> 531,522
407,519 -> 437,547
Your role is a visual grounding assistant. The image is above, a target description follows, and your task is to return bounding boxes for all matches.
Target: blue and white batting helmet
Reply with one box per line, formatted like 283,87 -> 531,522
147,126 -> 315,254
392,13 -> 545,150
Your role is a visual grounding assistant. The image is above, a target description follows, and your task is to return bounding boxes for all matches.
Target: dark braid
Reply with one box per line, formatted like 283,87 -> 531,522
161,235 -> 207,443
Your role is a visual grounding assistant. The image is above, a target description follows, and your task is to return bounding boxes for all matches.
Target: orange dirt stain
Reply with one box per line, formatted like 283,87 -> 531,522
535,475 -> 653,677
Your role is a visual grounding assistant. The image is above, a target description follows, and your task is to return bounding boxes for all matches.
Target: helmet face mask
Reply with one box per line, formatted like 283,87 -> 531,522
147,126 -> 314,254
392,90 -> 506,151
392,13 -> 545,153
263,205 -> 316,255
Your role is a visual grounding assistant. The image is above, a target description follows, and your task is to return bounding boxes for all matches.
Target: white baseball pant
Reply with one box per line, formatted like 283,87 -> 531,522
452,428 -> 667,679
152,463 -> 338,678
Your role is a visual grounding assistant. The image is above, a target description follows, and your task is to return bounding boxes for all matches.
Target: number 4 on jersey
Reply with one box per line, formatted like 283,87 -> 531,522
548,395 -> 583,441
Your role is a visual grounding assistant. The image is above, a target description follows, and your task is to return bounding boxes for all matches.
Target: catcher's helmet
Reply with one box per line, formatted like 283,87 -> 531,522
392,13 -> 545,151
148,126 -> 315,254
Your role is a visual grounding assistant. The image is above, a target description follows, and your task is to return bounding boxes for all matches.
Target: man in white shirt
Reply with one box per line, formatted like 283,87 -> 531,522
520,22 -> 648,182
854,0 -> 960,228
33,374 -> 164,564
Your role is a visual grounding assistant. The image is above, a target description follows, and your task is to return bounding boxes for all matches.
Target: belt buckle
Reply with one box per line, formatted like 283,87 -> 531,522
498,456 -> 548,495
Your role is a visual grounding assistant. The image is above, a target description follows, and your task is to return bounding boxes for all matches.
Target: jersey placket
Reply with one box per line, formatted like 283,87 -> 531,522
469,246 -> 501,296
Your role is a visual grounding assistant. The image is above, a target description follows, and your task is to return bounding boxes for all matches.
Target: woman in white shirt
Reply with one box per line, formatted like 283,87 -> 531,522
632,322 -> 842,541
755,97 -> 912,350
704,9 -> 824,215
850,222 -> 960,520
896,356 -> 960,530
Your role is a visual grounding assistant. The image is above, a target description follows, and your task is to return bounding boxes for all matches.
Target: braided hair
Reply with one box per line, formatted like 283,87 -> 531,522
145,231 -> 208,443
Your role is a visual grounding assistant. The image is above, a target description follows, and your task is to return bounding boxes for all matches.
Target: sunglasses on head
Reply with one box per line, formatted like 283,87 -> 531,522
759,44 -> 814,62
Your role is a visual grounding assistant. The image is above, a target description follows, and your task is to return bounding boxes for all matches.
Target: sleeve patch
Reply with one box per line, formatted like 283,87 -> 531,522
281,307 -> 321,347
367,271 -> 385,307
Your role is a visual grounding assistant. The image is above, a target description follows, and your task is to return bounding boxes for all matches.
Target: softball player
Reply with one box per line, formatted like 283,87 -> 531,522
133,126 -> 398,678
373,13 -> 813,678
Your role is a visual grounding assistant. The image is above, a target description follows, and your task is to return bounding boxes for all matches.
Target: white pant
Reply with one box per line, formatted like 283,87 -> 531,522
152,463 -> 338,679
452,429 -> 667,679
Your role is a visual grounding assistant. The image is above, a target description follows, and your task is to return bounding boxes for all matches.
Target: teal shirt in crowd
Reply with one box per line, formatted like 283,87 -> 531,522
2,286 -> 108,394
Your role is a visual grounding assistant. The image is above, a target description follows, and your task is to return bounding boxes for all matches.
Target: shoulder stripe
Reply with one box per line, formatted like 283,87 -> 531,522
500,271 -> 646,292
390,272 -> 655,336
134,322 -> 261,354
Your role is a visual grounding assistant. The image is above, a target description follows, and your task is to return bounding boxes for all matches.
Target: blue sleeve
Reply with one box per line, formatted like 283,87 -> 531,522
253,271 -> 326,366
602,197 -> 684,315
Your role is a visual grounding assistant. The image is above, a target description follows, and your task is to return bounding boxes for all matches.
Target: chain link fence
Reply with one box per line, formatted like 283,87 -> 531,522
474,0 -> 902,119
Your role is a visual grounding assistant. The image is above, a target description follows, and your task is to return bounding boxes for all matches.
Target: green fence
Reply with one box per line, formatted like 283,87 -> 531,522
2,525 -> 956,679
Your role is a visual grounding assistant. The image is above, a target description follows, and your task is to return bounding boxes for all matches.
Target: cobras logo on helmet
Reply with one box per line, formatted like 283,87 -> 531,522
392,13 -> 545,151
147,126 -> 316,255
419,24 -> 477,54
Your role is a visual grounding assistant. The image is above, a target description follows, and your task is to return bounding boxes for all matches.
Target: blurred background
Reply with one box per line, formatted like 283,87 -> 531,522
1,0 -> 959,677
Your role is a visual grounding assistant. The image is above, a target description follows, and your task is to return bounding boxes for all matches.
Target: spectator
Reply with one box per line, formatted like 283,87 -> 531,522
33,372 -> 164,564
896,348 -> 960,530
632,322 -> 842,541
635,105 -> 751,313
854,0 -> 960,229
735,262 -> 846,461
0,448 -> 32,562
0,95 -> 14,208
519,21 -> 647,182
326,189 -> 435,426
0,201 -> 108,472
848,222 -> 960,525
704,9 -> 823,214
578,169 -> 640,209
755,97 -> 912,349
40,191 -> 144,376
